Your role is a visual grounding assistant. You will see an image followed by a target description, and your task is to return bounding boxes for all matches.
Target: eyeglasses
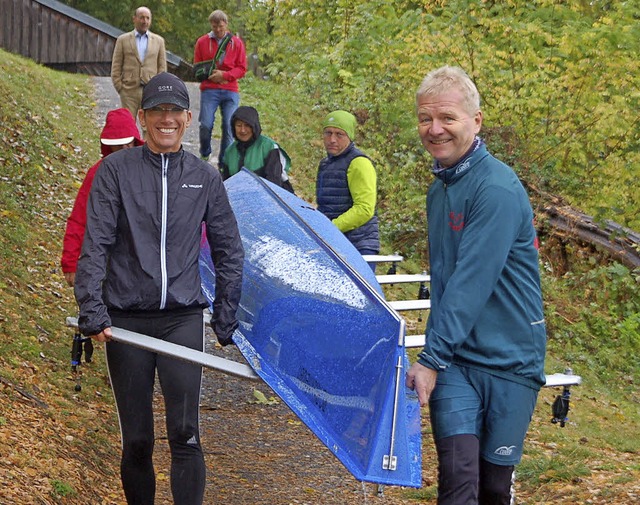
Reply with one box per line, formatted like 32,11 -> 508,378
146,106 -> 187,116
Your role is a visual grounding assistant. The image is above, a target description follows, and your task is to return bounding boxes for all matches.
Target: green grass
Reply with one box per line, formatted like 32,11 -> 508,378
517,452 -> 592,487
0,53 -> 123,503
51,479 -> 76,498
402,486 -> 438,501
236,74 -> 328,202
0,52 -> 96,387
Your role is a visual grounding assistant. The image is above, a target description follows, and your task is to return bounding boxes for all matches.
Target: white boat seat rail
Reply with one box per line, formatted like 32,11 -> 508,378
367,253 -> 581,424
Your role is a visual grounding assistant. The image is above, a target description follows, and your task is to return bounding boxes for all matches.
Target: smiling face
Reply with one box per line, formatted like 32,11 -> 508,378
139,105 -> 191,153
416,89 -> 482,168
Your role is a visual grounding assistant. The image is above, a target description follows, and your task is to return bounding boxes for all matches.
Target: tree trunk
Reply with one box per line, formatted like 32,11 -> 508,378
527,184 -> 640,271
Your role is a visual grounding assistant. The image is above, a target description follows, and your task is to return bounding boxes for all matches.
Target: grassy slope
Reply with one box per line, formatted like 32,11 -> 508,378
0,51 -> 123,503
0,49 -> 638,503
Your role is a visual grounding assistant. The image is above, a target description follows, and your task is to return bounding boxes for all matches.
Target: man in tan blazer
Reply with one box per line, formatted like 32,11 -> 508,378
111,6 -> 167,119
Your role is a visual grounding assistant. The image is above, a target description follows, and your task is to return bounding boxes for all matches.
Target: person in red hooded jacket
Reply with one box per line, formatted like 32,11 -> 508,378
61,108 -> 143,286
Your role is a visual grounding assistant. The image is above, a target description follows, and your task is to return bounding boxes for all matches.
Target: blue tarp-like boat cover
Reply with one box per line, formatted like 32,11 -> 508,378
199,169 -> 422,487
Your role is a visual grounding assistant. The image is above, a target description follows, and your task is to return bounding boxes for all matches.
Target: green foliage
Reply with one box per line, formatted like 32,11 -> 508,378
62,0 -> 133,31
240,0 -> 640,231
546,262 -> 640,391
64,0 -> 640,229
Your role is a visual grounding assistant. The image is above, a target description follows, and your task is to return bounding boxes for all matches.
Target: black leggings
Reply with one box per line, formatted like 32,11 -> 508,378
107,308 -> 206,505
436,434 -> 515,505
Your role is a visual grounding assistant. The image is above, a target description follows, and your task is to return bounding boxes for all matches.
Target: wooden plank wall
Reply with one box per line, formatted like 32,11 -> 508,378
1,0 -> 115,75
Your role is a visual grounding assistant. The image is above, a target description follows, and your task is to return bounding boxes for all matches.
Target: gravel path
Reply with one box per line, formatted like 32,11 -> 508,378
193,342 -> 415,505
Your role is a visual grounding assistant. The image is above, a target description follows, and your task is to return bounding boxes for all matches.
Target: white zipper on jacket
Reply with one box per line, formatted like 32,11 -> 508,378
159,154 -> 169,309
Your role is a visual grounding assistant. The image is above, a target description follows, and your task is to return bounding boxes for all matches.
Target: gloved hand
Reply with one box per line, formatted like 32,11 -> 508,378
217,331 -> 235,347
215,321 -> 238,347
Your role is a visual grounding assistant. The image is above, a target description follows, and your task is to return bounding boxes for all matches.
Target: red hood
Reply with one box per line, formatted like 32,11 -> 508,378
100,108 -> 144,157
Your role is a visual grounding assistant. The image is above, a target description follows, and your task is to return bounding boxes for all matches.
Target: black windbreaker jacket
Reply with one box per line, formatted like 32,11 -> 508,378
74,144 -> 244,341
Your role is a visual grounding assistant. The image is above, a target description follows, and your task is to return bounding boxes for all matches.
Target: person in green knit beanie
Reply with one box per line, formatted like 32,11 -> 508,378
220,105 -> 294,193
316,110 -> 380,267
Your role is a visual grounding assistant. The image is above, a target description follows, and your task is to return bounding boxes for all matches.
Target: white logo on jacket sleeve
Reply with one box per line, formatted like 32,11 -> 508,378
494,445 -> 516,456
181,183 -> 203,189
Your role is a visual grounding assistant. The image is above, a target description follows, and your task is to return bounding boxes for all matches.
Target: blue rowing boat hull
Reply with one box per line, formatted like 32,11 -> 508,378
199,169 -> 421,487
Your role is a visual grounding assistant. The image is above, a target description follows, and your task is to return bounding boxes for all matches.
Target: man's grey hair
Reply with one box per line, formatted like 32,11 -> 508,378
416,66 -> 481,115
209,9 -> 228,23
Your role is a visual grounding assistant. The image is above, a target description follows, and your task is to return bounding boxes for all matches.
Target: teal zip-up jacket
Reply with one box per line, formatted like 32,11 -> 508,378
418,140 -> 546,389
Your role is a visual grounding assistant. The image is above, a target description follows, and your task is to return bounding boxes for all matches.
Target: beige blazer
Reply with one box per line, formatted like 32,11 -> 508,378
111,30 -> 167,93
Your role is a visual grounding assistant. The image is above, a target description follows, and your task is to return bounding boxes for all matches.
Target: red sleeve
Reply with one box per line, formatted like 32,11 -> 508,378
194,37 -> 202,63
221,37 -> 247,83
60,161 -> 101,273
194,35 -> 209,63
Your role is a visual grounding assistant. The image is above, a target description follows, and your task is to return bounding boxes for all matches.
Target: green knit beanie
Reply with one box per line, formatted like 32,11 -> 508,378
322,110 -> 356,140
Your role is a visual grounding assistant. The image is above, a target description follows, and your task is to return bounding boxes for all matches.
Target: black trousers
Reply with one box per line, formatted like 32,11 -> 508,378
107,308 -> 206,505
436,434 -> 515,505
